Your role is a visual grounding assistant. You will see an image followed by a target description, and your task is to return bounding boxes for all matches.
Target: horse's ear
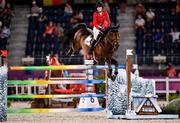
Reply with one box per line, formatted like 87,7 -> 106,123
114,24 -> 120,29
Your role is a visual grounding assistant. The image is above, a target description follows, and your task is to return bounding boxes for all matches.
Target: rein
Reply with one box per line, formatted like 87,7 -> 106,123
97,31 -> 113,47
105,34 -> 114,47
103,30 -> 119,48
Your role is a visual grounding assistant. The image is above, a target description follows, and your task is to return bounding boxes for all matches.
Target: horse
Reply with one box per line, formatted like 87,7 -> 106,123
67,24 -> 120,81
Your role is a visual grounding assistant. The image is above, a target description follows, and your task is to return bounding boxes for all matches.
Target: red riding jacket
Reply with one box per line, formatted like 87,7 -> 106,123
93,11 -> 111,30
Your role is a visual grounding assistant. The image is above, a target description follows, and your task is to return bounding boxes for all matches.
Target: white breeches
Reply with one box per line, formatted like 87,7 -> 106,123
93,27 -> 100,40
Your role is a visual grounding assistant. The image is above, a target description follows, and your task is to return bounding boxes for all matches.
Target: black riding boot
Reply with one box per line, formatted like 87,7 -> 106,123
90,33 -> 102,54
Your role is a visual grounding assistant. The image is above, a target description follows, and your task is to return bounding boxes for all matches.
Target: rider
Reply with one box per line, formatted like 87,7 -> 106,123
90,0 -> 111,54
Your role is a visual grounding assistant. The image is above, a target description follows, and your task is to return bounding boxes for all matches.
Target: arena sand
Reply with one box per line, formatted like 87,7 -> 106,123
6,102 -> 179,123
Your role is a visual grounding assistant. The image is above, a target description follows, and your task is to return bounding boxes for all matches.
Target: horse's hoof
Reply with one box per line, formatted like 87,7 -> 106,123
110,75 -> 117,81
114,71 -> 118,75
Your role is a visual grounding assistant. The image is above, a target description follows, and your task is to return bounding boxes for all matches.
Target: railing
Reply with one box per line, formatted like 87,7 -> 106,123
21,55 -> 84,66
136,54 -> 180,66
145,77 -> 180,102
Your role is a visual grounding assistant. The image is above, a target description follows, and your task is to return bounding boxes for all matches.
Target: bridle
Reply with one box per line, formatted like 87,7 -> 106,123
104,30 -> 120,50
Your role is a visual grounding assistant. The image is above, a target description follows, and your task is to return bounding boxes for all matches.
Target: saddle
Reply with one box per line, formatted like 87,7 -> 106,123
84,28 -> 103,48
93,32 -> 103,46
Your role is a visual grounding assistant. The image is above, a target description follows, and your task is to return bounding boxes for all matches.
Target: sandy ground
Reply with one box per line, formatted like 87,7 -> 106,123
6,102 -> 180,123
7,112 -> 180,123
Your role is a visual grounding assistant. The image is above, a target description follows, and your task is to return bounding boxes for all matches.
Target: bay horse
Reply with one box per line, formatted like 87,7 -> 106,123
67,24 -> 120,81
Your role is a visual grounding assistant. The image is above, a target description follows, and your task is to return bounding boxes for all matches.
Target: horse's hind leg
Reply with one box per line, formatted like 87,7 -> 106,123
81,43 -> 91,59
67,41 -> 80,56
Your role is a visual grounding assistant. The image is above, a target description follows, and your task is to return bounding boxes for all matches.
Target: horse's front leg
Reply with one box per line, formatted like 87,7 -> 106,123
106,58 -> 112,78
110,58 -> 119,81
111,58 -> 118,75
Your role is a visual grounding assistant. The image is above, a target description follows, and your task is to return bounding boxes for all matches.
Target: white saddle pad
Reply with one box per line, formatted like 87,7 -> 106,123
84,35 -> 92,47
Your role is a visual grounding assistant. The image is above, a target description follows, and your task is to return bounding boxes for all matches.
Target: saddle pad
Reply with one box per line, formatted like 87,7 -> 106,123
84,35 -> 92,46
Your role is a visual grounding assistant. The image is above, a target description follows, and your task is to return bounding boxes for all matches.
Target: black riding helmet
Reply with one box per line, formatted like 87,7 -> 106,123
96,0 -> 104,8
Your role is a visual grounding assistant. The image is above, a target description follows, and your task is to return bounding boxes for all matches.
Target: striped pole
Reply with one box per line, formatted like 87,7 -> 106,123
8,80 -> 104,85
8,108 -> 104,113
7,94 -> 105,99
9,65 -> 126,71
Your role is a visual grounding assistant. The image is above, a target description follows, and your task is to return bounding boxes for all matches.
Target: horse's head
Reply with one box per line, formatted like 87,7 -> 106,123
104,25 -> 120,51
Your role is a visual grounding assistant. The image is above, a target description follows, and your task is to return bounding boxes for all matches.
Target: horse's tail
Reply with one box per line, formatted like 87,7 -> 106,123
66,23 -> 87,56
66,23 -> 87,41
71,23 -> 87,33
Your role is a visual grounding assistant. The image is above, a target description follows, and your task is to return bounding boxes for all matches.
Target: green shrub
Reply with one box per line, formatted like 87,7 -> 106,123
161,105 -> 180,117
94,74 -> 106,94
94,74 -> 105,80
95,83 -> 105,93
7,100 -> 11,107
169,94 -> 180,102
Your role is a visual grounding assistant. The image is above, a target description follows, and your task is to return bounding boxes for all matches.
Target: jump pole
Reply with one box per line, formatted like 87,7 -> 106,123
126,49 -> 134,115
9,65 -> 126,71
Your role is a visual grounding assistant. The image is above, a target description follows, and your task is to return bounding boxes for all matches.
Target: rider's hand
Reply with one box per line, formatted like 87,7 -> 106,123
98,25 -> 102,29
99,28 -> 104,32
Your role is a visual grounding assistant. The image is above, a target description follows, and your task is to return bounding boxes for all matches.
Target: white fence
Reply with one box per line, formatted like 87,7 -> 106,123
153,77 -> 180,102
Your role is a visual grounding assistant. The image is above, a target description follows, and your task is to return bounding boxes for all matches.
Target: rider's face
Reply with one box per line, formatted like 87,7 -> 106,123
97,6 -> 102,12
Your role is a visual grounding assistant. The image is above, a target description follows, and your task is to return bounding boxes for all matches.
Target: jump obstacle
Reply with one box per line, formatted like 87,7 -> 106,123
0,49 -> 133,122
3,49 -> 177,121
6,57 -> 129,114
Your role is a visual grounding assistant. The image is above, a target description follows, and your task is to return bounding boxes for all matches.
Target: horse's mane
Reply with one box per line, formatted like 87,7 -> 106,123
103,25 -> 120,35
